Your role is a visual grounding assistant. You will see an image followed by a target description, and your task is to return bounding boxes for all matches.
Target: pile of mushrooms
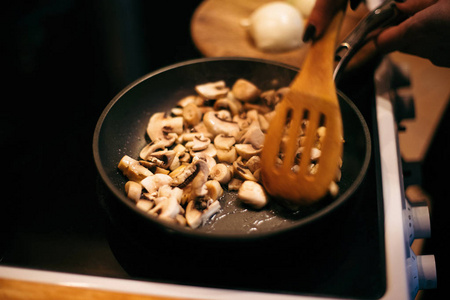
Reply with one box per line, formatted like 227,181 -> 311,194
118,79 -> 342,229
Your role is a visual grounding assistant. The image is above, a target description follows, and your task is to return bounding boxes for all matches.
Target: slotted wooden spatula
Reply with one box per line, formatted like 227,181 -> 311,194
260,11 -> 345,206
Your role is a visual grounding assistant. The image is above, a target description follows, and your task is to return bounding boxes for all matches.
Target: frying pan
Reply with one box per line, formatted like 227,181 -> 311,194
93,57 -> 371,240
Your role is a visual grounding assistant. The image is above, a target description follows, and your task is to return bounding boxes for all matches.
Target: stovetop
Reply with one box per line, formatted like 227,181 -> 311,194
1,56 -> 390,299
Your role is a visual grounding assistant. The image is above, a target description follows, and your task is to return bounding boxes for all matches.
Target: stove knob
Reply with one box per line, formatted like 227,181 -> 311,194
404,200 -> 431,245
407,250 -> 437,298
411,204 -> 431,239
417,254 -> 437,290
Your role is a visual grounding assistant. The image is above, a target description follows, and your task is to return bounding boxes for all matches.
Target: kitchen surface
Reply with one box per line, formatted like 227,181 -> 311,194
2,0 -> 449,299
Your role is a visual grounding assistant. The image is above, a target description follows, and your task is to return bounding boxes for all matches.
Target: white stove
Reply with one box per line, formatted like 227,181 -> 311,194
0,57 -> 437,299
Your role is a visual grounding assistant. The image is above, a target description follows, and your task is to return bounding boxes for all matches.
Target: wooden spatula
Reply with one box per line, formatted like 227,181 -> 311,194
260,11 -> 344,206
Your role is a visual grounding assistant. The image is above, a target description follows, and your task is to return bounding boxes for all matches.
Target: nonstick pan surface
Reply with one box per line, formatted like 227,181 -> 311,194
93,57 -> 371,240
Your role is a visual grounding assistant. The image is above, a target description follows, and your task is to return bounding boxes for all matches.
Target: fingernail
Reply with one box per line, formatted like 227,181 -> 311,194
350,0 -> 360,10
302,24 -> 316,43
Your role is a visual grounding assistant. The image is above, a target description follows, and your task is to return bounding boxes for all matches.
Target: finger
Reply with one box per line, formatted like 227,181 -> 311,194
395,0 -> 437,15
303,0 -> 347,42
375,3 -> 446,61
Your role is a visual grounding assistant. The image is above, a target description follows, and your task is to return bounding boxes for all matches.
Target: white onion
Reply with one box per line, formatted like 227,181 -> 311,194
287,0 -> 316,18
242,1 -> 305,52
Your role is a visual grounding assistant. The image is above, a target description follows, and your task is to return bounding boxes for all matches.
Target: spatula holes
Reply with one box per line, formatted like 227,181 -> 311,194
290,112 -> 327,176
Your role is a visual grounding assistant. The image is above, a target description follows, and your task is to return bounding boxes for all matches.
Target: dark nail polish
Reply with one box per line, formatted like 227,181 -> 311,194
350,0 -> 361,10
303,24 -> 316,43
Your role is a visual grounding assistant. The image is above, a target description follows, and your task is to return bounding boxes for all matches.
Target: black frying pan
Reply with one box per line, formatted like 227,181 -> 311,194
93,57 -> 371,241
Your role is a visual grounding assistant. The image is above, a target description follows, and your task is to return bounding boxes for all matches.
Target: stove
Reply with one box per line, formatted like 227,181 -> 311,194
0,58 -> 437,299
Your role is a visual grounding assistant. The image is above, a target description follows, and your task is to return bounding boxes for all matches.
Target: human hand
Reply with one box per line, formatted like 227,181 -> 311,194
302,0 -> 363,42
376,0 -> 450,67
305,0 -> 450,67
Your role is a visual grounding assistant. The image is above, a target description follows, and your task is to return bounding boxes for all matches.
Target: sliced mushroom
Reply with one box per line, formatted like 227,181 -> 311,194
118,155 -> 153,181
191,160 -> 210,198
231,79 -> 261,102
140,139 -> 167,160
235,144 -> 262,160
182,102 -> 202,126
185,199 -> 221,229
154,167 -> 170,175
205,180 -> 223,201
233,159 -> 257,181
239,125 -> 265,149
233,110 -> 258,131
147,112 -> 184,147
202,200 -> 221,221
260,87 -> 289,108
216,146 -> 237,164
125,181 -> 142,202
260,89 -> 277,107
191,143 -> 217,158
238,181 -> 268,209
214,134 -> 236,150
136,199 -> 154,211
169,164 -> 187,179
177,95 -> 203,107
195,81 -> 229,99
215,109 -> 232,121
170,157 -> 209,196
193,122 -> 214,139
140,150 -> 177,169
193,152 -> 216,172
242,102 -> 272,114
149,195 -> 181,220
140,174 -> 173,194
158,184 -> 183,203
245,156 -> 261,173
202,111 -> 240,138
185,134 -> 211,151
213,97 -> 242,116
185,201 -> 203,228
210,163 -> 232,184
228,178 -> 243,191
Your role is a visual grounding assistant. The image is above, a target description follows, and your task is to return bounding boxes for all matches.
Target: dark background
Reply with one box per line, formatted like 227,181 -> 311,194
2,1 -> 448,299
1,0 -> 202,274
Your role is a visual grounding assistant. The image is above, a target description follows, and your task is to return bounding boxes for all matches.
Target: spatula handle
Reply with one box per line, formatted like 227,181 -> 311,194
289,10 -> 345,104
334,0 -> 401,82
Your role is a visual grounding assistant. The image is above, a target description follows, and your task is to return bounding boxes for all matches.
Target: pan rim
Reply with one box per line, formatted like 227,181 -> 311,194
93,56 -> 372,241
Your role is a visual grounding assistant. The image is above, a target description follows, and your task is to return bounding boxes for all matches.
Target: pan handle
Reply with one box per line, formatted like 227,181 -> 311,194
334,0 -> 401,82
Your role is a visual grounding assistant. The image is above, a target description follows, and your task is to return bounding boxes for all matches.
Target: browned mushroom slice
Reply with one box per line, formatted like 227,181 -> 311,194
170,157 -> 210,197
118,155 -> 153,181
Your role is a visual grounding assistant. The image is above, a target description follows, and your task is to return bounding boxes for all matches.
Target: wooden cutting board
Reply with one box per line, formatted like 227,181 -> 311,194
191,0 -> 374,69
